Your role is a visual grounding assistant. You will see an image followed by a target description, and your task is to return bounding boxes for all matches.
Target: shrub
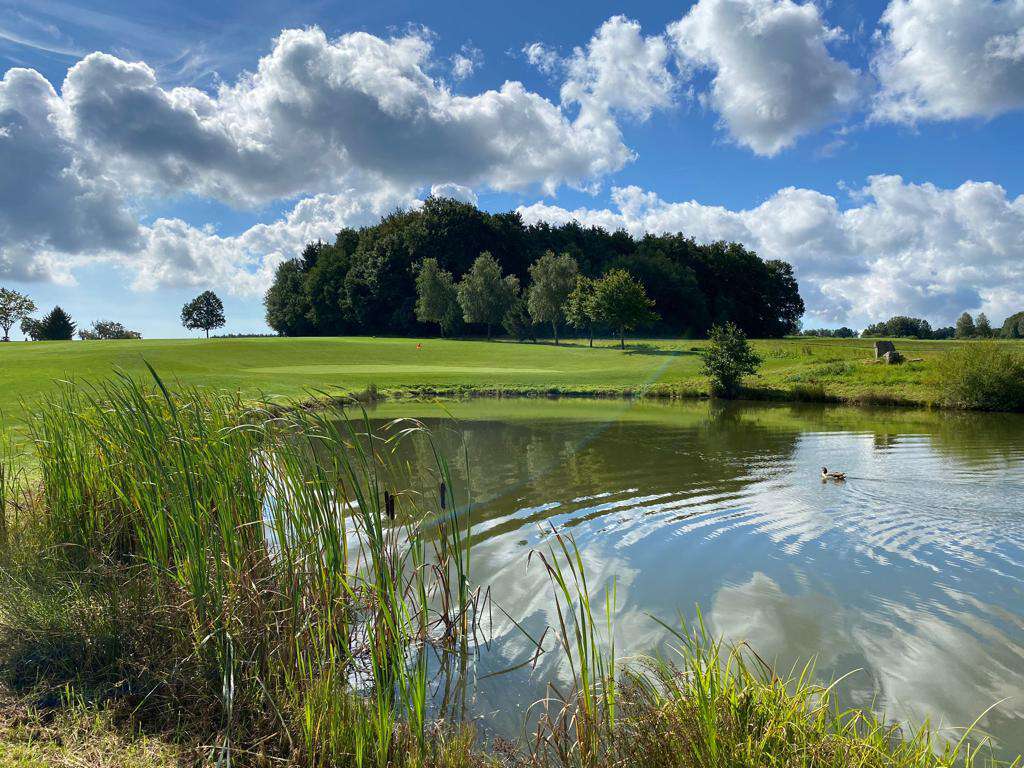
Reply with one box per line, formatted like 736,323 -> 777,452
938,342 -> 1024,411
700,322 -> 762,398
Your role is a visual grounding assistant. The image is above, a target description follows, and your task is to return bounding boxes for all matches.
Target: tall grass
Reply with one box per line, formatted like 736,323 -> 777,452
938,342 -> 1024,411
5,370 -> 483,767
0,371 -> 1020,767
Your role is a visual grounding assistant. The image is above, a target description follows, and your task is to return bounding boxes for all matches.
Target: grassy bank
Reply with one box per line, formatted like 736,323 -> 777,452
4,336 -> 1022,435
0,375 -> 1019,767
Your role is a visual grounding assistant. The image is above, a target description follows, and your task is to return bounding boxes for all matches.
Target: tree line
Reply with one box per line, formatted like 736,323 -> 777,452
803,311 -> 1022,341
264,196 -> 805,341
0,287 -> 226,341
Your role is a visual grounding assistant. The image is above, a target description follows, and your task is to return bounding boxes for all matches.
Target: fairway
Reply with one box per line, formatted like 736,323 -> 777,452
1,334 -> 1014,434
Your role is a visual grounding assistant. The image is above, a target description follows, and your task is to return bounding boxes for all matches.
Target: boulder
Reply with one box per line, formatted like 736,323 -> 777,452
874,340 -> 896,358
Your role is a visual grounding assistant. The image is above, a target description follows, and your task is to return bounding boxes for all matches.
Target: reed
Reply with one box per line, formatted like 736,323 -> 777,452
0,370 -> 1020,767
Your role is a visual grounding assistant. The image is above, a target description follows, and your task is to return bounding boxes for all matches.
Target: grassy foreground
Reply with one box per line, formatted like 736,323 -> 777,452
3,335 -> 1018,433
0,374 -> 1020,767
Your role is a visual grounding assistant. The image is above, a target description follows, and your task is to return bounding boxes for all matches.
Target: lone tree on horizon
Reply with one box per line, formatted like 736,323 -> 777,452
0,287 -> 37,342
181,291 -> 226,338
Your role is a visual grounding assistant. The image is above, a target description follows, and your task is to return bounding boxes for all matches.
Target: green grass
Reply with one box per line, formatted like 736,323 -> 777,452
5,336 -> 1024,437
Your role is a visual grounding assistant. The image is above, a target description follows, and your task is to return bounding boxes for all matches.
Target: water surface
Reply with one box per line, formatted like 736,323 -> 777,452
364,398 -> 1024,756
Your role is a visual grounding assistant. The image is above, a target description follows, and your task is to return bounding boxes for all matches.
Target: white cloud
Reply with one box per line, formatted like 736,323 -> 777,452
518,175 -> 1024,327
429,182 -> 478,205
61,26 -> 633,205
0,67 -> 139,282
522,42 -> 561,76
668,0 -> 864,155
560,15 -> 676,121
130,184 -> 417,295
450,44 -> 483,80
872,0 -> 1024,123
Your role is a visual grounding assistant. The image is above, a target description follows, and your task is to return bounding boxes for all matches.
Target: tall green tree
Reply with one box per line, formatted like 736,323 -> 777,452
305,245 -> 351,335
1001,311 -> 1024,338
565,276 -> 599,347
526,251 -> 578,344
0,287 -> 36,342
701,322 -> 762,398
592,269 -> 657,349
955,312 -> 976,339
181,291 -> 226,338
265,260 -> 313,336
503,295 -> 535,342
975,312 -> 993,338
457,252 -> 518,340
414,258 -> 461,337
38,306 -> 76,341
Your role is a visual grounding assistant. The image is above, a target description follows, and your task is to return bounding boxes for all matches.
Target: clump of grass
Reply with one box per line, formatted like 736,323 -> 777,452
0,690 -> 186,768
938,342 -> 1024,411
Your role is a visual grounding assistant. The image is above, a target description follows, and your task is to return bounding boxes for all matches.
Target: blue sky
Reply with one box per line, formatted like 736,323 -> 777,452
2,0 -> 1023,337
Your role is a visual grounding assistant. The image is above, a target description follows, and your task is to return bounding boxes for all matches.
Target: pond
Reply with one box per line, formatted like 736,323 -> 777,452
361,398 -> 1024,757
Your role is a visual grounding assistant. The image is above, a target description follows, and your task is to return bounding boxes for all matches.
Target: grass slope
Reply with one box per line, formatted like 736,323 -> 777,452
1,335 -> 1018,432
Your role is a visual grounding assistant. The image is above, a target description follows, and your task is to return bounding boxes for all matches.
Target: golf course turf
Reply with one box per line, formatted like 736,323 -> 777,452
1,334 -> 1016,434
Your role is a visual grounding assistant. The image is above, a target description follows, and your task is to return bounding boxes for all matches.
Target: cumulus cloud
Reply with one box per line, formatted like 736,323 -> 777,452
872,0 -> 1024,123
62,27 -> 632,205
560,15 -> 676,120
429,182 -> 478,205
130,184 -> 417,294
668,0 -> 864,155
518,175 -> 1024,327
0,67 -> 139,281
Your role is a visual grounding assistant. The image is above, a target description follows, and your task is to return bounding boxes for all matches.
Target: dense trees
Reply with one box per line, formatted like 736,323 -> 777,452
181,291 -> 226,338
23,306 -> 76,340
862,316 -> 935,339
800,327 -> 857,338
78,320 -> 142,340
264,196 -> 805,340
0,287 -> 36,342
1000,311 -> 1024,339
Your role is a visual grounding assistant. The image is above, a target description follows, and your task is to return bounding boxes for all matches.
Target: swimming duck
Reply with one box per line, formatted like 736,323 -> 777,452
821,467 -> 846,481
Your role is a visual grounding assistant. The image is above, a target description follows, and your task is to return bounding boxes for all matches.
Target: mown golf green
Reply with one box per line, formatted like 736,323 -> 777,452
3,335 -> 1017,434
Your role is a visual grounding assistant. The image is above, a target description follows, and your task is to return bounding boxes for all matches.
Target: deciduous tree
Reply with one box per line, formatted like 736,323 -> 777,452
955,312 -> 976,339
0,287 -> 36,342
565,276 -> 599,347
592,269 -> 657,349
527,251 -> 577,344
975,312 -> 993,338
415,258 -> 461,337
181,291 -> 226,338
701,322 -> 762,398
457,252 -> 518,340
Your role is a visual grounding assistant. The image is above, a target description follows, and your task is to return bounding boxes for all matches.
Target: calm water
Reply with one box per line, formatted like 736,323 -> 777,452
364,399 -> 1024,756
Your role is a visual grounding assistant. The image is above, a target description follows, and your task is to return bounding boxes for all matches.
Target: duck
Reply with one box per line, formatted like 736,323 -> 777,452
821,467 -> 846,481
